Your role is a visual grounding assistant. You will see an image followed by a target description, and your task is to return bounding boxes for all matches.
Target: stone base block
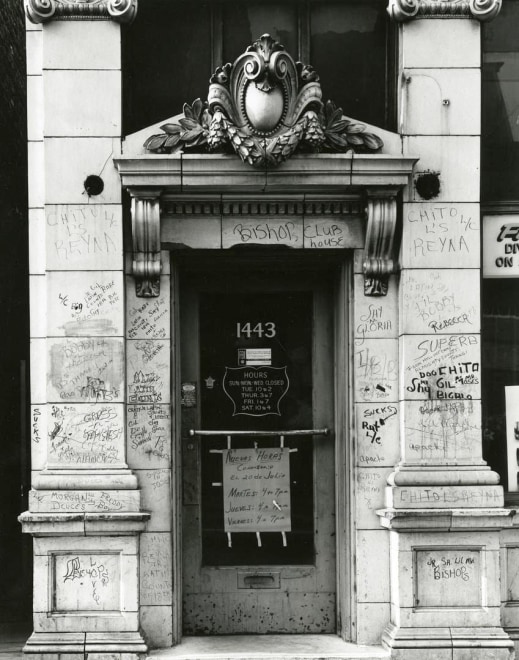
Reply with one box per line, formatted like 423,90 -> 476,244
382,624 -> 514,660
24,631 -> 147,659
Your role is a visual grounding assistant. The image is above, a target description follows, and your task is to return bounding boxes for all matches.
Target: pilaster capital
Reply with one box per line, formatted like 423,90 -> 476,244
387,0 -> 501,22
129,188 -> 162,298
363,189 -> 398,297
25,0 -> 138,24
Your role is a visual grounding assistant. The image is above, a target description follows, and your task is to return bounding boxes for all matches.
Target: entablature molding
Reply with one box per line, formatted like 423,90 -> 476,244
118,153 -> 417,299
25,0 -> 137,24
388,0 -> 501,21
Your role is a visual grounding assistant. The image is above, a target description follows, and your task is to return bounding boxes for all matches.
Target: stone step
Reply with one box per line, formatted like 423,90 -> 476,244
147,635 -> 390,660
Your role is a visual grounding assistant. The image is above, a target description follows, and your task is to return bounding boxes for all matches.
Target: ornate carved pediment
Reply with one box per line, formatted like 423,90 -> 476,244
144,34 -> 383,169
387,0 -> 501,21
25,0 -> 138,24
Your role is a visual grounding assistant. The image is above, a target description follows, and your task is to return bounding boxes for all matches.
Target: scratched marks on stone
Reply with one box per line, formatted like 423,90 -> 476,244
354,339 -> 398,403
355,468 -> 392,529
46,205 -> 122,271
140,533 -> 173,606
403,400 -> 481,462
48,271 -> 123,337
47,403 -> 125,467
48,337 -> 124,403
401,203 -> 479,269
401,269 -> 479,335
138,468 -> 172,531
55,553 -> 120,611
402,334 -> 480,401
505,547 -> 519,602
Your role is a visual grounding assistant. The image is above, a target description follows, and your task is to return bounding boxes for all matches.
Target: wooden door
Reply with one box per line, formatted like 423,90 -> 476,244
180,264 -> 336,635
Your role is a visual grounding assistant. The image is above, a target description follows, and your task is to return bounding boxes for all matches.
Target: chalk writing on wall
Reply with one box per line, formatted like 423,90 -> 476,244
355,341 -> 398,402
30,489 -> 137,513
416,549 -> 481,608
356,470 -> 384,512
356,403 -> 399,466
402,270 -> 478,335
395,486 -> 502,508
222,448 -> 291,532
52,274 -> 122,337
49,338 -> 124,403
127,293 -> 169,340
55,553 -> 119,611
404,205 -> 479,268
32,407 -> 42,444
47,404 -> 124,466
127,404 -> 171,466
355,303 -> 393,346
46,205 -> 121,269
140,534 -> 173,606
403,335 -> 480,400
127,341 -> 170,405
222,217 -> 302,248
404,400 -> 480,462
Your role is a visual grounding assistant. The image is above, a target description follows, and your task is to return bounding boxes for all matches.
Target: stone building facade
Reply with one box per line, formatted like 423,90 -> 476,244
19,0 -> 519,658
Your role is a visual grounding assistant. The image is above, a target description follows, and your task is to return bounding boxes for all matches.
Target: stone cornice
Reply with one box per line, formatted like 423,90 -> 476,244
25,0 -> 138,24
387,0 -> 501,21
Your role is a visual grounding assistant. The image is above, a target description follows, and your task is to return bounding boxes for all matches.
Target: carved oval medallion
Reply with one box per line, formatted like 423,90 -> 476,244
244,83 -> 284,133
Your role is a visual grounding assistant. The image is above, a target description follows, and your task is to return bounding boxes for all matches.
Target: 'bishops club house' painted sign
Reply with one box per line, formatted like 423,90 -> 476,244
484,216 -> 519,276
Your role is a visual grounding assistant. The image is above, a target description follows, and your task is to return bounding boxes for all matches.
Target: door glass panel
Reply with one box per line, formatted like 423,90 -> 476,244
199,292 -> 314,565
180,265 -> 337,635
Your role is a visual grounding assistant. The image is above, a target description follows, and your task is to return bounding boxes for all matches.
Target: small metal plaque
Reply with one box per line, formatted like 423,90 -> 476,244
181,382 -> 197,408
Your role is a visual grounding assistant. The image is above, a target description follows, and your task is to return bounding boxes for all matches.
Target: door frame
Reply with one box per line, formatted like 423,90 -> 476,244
169,252 -> 355,643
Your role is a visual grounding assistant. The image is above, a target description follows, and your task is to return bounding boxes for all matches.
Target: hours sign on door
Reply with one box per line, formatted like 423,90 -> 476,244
223,366 -> 289,416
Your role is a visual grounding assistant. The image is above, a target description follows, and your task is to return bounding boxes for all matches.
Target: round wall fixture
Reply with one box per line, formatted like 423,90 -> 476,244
83,174 -> 104,197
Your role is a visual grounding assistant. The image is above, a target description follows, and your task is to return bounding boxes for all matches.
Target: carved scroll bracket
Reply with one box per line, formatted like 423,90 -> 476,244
387,0 -> 502,22
130,189 -> 162,298
25,0 -> 138,24
363,190 -> 398,297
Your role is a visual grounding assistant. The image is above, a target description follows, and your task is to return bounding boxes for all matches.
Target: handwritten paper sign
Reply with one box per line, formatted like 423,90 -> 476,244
223,366 -> 289,416
222,448 -> 291,533
505,386 -> 519,492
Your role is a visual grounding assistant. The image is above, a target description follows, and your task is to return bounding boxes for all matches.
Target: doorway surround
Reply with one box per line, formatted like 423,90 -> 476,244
116,149 -> 417,645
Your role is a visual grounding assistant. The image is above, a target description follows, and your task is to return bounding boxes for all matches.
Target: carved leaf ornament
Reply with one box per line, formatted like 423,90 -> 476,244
144,34 -> 384,168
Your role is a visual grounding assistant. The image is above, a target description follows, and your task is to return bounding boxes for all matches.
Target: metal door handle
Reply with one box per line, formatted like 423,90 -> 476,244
189,428 -> 328,437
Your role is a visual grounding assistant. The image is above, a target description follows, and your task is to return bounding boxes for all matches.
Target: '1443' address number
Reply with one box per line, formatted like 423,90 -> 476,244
236,322 -> 276,338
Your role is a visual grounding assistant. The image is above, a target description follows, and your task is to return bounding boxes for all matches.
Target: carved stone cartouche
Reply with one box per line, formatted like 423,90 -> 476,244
144,34 -> 384,168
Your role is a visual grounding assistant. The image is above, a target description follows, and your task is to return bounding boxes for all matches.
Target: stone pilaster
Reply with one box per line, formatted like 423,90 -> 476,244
381,5 -> 514,659
20,7 -> 148,659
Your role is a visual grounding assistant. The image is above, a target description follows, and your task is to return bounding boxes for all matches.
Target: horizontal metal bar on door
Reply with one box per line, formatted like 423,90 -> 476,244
189,429 -> 329,437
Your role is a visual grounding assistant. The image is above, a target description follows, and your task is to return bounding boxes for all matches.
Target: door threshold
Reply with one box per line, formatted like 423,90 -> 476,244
147,635 -> 390,659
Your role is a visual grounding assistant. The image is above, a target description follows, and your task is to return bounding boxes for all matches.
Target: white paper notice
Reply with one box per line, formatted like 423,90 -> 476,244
505,385 -> 519,491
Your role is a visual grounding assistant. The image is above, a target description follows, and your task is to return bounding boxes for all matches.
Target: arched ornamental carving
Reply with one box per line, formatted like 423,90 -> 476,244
115,34 -> 417,299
